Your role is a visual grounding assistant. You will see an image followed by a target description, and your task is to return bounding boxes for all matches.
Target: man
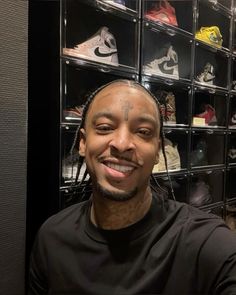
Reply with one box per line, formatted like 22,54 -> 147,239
29,79 -> 236,294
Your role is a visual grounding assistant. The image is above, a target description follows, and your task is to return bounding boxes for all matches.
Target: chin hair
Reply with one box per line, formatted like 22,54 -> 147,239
95,182 -> 138,202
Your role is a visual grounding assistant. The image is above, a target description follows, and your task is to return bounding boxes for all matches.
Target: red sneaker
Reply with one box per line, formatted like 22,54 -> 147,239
145,1 -> 178,27
195,104 -> 217,126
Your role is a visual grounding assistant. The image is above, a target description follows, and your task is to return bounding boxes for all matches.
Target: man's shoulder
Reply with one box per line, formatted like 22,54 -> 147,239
39,200 -> 89,235
164,200 -> 236,253
169,198 -> 219,217
166,199 -> 227,231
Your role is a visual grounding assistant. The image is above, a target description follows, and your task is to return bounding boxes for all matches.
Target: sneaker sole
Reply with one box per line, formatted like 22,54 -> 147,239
63,48 -> 119,67
144,66 -> 179,80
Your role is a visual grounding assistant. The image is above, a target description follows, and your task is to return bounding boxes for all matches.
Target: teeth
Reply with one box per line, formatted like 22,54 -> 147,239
106,163 -> 134,173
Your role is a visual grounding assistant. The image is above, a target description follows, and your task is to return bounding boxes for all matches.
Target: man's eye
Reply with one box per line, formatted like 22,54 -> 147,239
138,128 -> 152,137
96,124 -> 113,133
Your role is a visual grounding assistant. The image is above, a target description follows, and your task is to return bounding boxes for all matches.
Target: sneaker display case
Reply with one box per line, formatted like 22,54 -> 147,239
189,169 -> 224,206
142,22 -> 193,81
190,129 -> 226,168
196,0 -> 232,51
141,77 -> 191,127
61,125 -> 79,186
154,173 -> 189,203
152,128 -> 189,173
58,0 -> 236,211
143,0 -> 194,35
61,0 -> 140,72
194,43 -> 230,89
192,87 -> 228,128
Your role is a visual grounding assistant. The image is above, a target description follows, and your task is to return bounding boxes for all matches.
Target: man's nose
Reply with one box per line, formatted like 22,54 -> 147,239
109,126 -> 135,153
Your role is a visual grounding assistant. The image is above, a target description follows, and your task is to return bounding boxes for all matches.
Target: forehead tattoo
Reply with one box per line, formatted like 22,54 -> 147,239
121,100 -> 133,121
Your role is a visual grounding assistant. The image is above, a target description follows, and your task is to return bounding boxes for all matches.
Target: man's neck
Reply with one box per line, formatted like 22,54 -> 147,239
90,188 -> 152,230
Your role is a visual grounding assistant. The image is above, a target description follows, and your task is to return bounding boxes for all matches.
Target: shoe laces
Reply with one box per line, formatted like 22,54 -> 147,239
167,46 -> 178,63
204,63 -> 214,74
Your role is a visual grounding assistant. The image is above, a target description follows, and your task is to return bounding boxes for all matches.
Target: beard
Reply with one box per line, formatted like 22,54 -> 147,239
94,181 -> 138,202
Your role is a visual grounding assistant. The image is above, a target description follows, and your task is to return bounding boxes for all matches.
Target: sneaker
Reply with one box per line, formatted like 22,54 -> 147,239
145,0 -> 178,26
195,26 -> 223,48
144,45 -> 179,80
189,180 -> 212,207
63,106 -> 84,121
191,139 -> 208,167
232,80 -> 236,90
62,153 -> 88,182
228,148 -> 236,161
104,0 -> 126,10
230,112 -> 236,126
196,62 -> 215,85
194,104 -> 217,126
152,138 -> 181,172
156,90 -> 176,124
63,26 -> 119,66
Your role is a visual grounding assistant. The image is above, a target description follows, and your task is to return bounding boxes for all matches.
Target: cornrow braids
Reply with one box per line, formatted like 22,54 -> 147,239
67,79 -> 176,204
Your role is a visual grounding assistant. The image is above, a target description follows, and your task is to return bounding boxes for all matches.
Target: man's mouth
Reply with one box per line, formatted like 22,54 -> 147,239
106,162 -> 135,173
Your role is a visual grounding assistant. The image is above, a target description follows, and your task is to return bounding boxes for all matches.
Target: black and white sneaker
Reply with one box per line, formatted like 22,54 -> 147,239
63,26 -> 119,66
230,112 -> 236,126
144,45 -> 179,80
196,62 -> 215,85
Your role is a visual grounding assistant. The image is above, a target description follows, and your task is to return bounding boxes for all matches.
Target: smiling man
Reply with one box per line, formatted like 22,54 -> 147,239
79,81 -> 160,230
29,80 -> 236,295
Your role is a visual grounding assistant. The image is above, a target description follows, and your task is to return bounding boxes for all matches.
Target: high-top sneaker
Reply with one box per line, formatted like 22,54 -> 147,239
63,26 -> 119,66
144,45 -> 179,80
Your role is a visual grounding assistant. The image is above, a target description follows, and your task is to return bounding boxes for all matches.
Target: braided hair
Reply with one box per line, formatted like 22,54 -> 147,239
66,79 -> 175,204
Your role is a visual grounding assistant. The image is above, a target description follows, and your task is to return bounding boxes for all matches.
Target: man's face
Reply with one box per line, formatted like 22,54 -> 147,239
79,83 -> 160,201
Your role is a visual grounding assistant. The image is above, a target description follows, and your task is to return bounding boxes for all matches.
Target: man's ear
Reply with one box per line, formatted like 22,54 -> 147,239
154,138 -> 161,164
79,128 -> 86,157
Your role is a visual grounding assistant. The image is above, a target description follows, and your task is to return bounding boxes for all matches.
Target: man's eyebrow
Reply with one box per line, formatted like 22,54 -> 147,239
136,114 -> 158,126
90,111 -> 159,127
91,111 -> 114,123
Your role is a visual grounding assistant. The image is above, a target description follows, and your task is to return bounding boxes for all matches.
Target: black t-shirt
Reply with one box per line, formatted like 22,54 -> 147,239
28,194 -> 236,295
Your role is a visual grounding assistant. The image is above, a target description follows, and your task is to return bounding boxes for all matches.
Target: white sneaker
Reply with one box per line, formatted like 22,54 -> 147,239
196,62 -> 215,85
152,138 -> 181,172
63,26 -> 119,66
144,46 -> 179,80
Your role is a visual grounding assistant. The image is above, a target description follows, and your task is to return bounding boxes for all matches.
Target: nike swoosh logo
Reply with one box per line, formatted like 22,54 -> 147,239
163,62 -> 177,71
158,60 -> 178,74
94,47 -> 117,57
209,33 -> 221,43
203,76 -> 215,82
231,117 -> 236,124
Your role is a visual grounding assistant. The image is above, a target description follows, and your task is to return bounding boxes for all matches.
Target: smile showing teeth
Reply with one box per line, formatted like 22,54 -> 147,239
106,162 -> 134,173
